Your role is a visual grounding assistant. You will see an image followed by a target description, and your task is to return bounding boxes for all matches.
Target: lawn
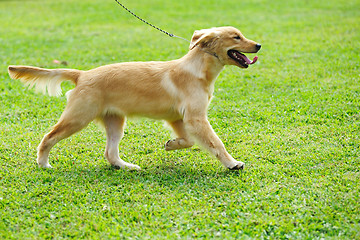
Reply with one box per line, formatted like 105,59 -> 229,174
0,0 -> 359,239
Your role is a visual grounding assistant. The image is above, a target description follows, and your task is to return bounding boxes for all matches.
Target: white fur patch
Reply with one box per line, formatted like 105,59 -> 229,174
161,72 -> 179,97
65,89 -> 74,101
22,75 -> 63,97
180,58 -> 205,79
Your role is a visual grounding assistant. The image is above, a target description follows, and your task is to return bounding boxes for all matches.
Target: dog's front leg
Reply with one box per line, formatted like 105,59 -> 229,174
165,120 -> 194,151
184,113 -> 244,170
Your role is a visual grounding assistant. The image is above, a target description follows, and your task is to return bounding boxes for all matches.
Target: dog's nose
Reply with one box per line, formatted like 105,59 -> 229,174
256,43 -> 261,50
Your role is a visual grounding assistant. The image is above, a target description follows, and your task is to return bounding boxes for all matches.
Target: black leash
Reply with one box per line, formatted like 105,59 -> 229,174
114,0 -> 190,43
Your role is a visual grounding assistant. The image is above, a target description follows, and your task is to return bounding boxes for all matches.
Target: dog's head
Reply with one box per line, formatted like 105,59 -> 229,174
190,26 -> 261,68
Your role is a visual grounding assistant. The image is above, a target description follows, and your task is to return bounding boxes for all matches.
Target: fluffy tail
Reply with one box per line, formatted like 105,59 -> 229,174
8,65 -> 82,97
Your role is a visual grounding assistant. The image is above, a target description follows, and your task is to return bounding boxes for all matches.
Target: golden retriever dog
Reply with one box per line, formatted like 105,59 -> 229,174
8,26 -> 261,170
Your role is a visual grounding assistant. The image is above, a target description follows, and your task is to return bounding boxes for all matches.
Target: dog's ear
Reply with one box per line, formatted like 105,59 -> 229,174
189,29 -> 217,50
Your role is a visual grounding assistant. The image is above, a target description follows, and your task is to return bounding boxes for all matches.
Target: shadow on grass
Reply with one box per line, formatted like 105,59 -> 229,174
29,163 -> 247,191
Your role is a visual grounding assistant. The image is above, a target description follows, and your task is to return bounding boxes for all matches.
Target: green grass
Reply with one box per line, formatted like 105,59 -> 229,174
1,0 -> 359,239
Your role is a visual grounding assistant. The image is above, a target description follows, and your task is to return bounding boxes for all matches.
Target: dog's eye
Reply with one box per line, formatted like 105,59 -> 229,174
234,36 -> 241,40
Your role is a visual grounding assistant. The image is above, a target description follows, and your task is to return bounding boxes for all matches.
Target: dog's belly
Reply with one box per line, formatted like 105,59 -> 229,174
103,98 -> 182,121
104,105 -> 182,120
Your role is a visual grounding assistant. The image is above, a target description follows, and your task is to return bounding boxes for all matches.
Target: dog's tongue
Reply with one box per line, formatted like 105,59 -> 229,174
241,54 -> 258,65
250,56 -> 258,64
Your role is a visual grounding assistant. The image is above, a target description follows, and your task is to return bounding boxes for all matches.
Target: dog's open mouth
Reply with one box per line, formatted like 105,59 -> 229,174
228,50 -> 258,68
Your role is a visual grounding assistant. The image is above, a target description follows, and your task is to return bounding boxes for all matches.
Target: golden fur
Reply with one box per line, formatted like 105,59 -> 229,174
8,26 -> 261,170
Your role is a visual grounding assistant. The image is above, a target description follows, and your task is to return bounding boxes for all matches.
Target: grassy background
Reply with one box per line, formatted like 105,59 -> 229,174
0,0 -> 359,239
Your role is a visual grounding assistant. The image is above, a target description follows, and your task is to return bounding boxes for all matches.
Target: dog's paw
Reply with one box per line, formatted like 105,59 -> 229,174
125,163 -> 141,171
112,163 -> 141,171
165,139 -> 177,151
165,138 -> 194,151
38,163 -> 53,168
228,161 -> 245,171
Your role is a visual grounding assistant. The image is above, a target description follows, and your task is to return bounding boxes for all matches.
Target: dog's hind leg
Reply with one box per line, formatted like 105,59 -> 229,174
165,119 -> 194,151
37,93 -> 100,168
37,114 -> 96,168
102,114 -> 140,170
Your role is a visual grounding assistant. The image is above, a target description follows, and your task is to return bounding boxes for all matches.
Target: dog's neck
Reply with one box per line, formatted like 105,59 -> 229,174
180,47 -> 224,83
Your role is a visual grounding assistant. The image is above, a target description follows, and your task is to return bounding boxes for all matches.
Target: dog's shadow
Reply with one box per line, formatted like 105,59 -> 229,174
35,164 -> 246,193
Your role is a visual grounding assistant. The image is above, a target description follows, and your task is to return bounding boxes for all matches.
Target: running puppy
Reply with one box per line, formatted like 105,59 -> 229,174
8,26 -> 261,170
